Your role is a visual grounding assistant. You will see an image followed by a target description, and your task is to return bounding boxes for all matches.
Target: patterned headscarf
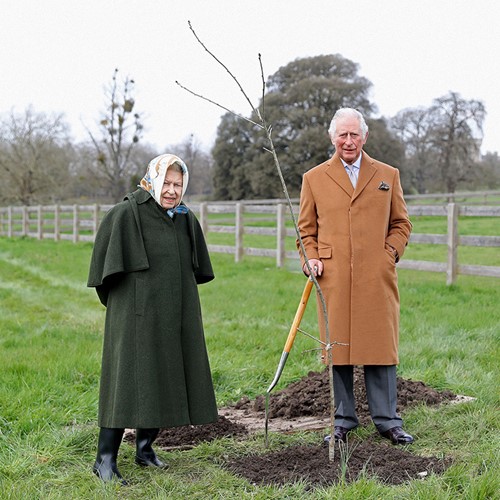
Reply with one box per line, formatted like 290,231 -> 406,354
139,154 -> 189,213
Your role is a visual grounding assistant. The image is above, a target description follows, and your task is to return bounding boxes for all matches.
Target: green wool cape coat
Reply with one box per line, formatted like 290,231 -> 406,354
87,188 -> 218,429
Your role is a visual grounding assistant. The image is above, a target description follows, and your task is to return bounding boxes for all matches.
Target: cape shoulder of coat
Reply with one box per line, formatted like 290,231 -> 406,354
87,188 -> 214,305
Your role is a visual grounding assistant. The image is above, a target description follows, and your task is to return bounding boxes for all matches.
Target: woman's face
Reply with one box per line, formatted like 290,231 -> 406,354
161,169 -> 183,209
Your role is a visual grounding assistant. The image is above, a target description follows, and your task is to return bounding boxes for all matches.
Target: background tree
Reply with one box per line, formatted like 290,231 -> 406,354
391,92 -> 485,194
212,112 -> 255,200
475,152 -> 500,190
363,117 -> 406,188
212,54 -> 403,200
430,92 -> 485,194
72,141 -> 158,202
0,107 -> 72,205
167,134 -> 214,198
390,107 -> 436,193
86,68 -> 143,202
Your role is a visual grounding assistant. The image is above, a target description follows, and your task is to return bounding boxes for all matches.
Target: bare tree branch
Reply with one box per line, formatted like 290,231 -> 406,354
174,80 -> 262,128
188,20 -> 257,116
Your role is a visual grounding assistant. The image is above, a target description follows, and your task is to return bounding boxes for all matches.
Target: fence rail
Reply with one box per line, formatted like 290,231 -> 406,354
1,200 -> 499,285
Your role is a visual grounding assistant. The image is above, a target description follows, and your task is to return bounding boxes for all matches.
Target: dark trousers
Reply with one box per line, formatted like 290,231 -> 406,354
333,365 -> 403,433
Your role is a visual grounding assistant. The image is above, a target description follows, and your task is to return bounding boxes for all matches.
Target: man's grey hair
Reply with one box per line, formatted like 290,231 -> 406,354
328,108 -> 369,137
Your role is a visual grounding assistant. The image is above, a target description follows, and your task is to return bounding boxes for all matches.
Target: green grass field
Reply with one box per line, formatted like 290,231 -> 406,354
0,236 -> 499,499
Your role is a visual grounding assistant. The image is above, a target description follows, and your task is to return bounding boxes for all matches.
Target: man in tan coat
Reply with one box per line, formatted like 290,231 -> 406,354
297,108 -> 414,445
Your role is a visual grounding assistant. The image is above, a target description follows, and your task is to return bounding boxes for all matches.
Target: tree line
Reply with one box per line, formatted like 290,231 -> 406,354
1,58 -> 499,206
0,69 -> 213,206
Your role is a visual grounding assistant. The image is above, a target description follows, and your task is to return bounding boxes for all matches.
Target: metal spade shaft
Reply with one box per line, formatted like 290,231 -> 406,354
266,278 -> 314,393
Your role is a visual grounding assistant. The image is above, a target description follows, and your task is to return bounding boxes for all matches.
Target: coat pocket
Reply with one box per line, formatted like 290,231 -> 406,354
318,246 -> 332,259
384,244 -> 397,265
135,278 -> 145,316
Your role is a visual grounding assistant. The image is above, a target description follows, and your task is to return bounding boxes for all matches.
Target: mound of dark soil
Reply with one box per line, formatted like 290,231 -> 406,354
226,439 -> 452,487
125,415 -> 248,449
235,367 -> 456,425
156,415 -> 248,448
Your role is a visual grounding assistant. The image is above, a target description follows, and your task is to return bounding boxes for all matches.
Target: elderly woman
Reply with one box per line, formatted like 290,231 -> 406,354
87,154 -> 217,484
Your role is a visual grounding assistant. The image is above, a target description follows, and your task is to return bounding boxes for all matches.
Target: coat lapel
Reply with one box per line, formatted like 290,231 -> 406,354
325,153 -> 354,197
324,151 -> 377,201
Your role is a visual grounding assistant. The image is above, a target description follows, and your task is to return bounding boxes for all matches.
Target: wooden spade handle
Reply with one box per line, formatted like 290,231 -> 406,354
283,278 -> 314,353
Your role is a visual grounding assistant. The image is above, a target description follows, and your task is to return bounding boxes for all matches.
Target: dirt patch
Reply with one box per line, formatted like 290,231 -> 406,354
134,368 -> 459,487
226,438 -> 452,487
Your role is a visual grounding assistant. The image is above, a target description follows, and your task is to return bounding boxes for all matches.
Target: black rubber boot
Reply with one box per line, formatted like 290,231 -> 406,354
135,428 -> 168,468
93,427 -> 128,485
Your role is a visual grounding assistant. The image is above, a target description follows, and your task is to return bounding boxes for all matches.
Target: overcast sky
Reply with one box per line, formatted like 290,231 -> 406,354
2,0 -> 499,156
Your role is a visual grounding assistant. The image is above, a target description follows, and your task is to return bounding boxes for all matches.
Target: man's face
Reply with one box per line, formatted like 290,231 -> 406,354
331,116 -> 368,164
161,169 -> 183,209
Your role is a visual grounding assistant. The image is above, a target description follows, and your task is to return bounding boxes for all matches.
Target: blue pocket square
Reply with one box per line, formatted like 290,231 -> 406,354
378,181 -> 390,191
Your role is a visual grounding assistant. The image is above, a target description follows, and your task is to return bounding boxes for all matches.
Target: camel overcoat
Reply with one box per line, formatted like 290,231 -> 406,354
297,151 -> 412,365
87,188 -> 218,428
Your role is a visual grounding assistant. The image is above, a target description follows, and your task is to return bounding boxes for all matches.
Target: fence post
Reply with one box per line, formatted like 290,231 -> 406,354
54,205 -> 60,241
447,203 -> 458,285
37,205 -> 43,240
199,202 -> 208,235
235,202 -> 243,262
73,204 -> 79,243
276,203 -> 286,268
22,206 -> 28,236
93,204 -> 99,239
8,206 -> 12,237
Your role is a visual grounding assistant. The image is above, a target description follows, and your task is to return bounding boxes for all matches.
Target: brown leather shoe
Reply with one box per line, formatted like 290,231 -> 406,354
380,426 -> 414,445
324,426 -> 351,443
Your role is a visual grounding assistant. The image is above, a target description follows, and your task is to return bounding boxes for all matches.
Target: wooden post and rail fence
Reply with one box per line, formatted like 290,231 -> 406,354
1,191 -> 499,285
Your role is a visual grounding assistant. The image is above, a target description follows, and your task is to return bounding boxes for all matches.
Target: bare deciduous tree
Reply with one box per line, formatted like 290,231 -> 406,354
71,141 -> 159,203
87,68 -> 143,202
167,134 -> 213,198
0,107 -> 72,205
391,92 -> 485,194
391,107 -> 436,193
431,92 -> 485,194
